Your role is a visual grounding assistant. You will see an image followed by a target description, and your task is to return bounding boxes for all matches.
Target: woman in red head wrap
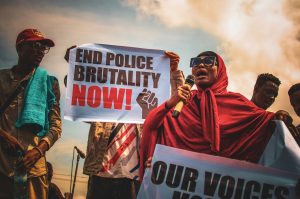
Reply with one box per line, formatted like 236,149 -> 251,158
139,51 -> 277,180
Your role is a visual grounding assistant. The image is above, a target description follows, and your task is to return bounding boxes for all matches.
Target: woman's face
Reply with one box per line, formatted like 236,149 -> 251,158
191,55 -> 218,89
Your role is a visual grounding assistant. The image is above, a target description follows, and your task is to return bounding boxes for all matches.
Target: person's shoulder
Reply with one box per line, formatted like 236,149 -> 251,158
49,182 -> 64,198
49,182 -> 62,192
49,182 -> 58,189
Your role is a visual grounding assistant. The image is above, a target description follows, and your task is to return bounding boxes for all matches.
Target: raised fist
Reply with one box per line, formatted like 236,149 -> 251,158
136,88 -> 158,119
165,51 -> 180,72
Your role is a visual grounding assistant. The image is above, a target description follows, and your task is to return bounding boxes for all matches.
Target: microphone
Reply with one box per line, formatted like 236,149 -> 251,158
172,75 -> 195,118
74,146 -> 85,159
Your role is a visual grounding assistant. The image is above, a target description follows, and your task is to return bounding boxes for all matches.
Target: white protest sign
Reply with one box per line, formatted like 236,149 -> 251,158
64,43 -> 170,123
259,120 -> 300,174
138,144 -> 299,199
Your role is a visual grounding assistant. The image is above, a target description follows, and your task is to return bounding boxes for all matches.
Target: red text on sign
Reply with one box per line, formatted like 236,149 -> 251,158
71,84 -> 132,110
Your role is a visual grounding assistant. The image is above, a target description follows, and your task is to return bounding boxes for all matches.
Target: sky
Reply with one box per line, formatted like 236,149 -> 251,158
0,0 -> 300,198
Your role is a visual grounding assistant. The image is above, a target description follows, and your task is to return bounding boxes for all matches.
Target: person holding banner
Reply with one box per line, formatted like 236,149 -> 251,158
0,29 -> 62,199
64,46 -> 184,199
140,51 -> 298,182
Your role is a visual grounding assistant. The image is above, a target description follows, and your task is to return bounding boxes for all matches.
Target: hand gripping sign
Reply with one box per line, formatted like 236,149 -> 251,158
64,43 -> 170,123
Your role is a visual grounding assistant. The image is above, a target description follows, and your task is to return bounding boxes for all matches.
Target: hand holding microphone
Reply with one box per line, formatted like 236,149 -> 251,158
171,75 -> 195,118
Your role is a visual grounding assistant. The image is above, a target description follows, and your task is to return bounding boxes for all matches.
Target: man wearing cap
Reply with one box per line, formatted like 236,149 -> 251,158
0,29 -> 61,198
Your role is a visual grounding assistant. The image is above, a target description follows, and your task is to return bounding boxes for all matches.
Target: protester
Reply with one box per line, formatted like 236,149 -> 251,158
289,83 -> 300,118
251,73 -> 281,110
288,83 -> 300,145
64,46 -> 184,199
47,162 -> 69,199
250,73 -> 300,146
139,51 -> 299,194
0,28 -> 62,198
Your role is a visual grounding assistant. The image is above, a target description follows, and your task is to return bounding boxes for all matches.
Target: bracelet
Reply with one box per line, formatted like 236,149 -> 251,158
34,147 -> 44,158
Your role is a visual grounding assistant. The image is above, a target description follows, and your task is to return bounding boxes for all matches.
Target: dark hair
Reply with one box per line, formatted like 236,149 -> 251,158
255,73 -> 281,87
197,51 -> 219,66
288,83 -> 300,96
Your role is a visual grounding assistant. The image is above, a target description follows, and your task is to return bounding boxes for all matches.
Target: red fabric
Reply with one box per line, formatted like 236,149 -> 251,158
199,53 -> 228,152
139,53 -> 275,180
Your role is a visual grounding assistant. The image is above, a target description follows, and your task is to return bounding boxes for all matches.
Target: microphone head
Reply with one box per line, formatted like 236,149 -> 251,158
185,75 -> 195,87
74,146 -> 86,159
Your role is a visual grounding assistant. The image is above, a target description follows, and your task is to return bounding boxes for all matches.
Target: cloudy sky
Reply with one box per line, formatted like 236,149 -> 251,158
1,0 -> 300,198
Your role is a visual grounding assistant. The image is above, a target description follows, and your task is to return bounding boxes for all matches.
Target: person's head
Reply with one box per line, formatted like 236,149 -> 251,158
190,51 -> 219,89
251,73 -> 281,110
16,29 -> 54,69
288,83 -> 300,117
46,161 -> 53,182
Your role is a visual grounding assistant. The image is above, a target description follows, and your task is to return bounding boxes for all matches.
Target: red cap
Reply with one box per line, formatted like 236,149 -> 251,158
16,29 -> 55,47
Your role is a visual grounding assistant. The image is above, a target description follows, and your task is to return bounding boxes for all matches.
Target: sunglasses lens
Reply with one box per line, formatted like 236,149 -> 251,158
204,57 -> 215,66
190,56 -> 216,67
190,58 -> 198,67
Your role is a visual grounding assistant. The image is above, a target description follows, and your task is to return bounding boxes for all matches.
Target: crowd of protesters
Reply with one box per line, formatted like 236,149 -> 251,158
0,28 -> 299,199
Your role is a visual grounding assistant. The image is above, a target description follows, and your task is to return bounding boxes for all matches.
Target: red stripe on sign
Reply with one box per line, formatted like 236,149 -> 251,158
101,131 -> 136,172
107,124 -> 134,149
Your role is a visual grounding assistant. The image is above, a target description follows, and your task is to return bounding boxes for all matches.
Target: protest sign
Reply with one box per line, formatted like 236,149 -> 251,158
138,144 -> 299,199
259,120 -> 300,174
64,43 -> 170,123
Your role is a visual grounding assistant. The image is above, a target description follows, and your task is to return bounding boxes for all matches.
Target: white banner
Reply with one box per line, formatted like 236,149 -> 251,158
259,120 -> 300,174
138,144 -> 299,199
64,43 -> 170,123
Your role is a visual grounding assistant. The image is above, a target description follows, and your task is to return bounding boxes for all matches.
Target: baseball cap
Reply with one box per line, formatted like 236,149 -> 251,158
16,28 -> 55,47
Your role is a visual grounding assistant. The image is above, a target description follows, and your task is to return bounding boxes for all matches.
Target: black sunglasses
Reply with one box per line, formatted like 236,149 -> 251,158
190,56 -> 217,68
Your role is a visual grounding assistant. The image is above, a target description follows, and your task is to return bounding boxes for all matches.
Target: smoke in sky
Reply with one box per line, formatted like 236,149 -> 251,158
125,0 -> 300,121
